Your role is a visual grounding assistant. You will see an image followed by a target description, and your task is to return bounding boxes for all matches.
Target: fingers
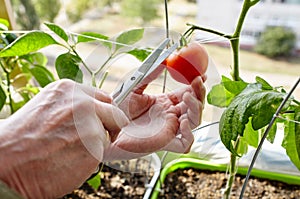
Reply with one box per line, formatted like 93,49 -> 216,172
191,76 -> 206,103
95,101 -> 129,142
77,83 -> 112,103
163,118 -> 194,153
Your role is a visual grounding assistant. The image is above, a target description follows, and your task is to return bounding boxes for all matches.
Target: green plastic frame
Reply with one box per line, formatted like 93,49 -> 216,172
151,157 -> 300,199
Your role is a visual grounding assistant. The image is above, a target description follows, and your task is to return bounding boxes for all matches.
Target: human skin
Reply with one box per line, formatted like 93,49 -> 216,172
0,74 -> 205,198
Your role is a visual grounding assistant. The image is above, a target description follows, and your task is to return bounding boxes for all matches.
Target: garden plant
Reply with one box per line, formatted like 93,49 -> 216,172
0,0 -> 300,198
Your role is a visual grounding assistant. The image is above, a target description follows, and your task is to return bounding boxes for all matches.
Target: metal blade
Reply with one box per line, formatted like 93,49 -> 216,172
144,42 -> 178,77
137,38 -> 170,74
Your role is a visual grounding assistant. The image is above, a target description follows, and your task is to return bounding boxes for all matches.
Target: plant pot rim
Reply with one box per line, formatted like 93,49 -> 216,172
150,157 -> 300,199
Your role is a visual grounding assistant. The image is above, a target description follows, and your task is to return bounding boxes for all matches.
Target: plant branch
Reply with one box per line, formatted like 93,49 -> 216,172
0,59 -> 14,114
70,46 -> 93,75
184,23 -> 232,40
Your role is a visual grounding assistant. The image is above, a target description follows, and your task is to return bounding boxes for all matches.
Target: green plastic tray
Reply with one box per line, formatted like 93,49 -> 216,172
150,157 -> 300,199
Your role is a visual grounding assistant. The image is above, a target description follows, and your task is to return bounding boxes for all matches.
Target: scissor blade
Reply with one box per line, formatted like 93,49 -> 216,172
137,38 -> 170,74
144,42 -> 178,77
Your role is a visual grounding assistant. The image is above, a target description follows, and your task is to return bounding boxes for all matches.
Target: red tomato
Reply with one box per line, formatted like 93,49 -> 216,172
166,41 -> 208,84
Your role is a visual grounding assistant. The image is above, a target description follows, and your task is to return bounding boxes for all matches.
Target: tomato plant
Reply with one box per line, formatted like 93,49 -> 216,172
166,41 -> 208,84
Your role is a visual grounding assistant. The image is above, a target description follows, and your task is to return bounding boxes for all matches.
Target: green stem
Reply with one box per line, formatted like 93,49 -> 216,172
70,46 -> 93,76
98,71 -> 109,89
94,54 -> 113,76
293,99 -> 300,106
0,59 -> 14,114
184,23 -> 232,40
223,154 -> 237,199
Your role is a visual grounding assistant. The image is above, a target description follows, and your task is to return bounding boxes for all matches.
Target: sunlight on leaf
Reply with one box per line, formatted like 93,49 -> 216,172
44,22 -> 69,42
0,31 -> 58,57
77,32 -> 110,49
115,28 -> 144,51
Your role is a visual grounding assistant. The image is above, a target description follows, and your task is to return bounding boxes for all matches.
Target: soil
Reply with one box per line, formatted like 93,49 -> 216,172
62,161 -> 300,199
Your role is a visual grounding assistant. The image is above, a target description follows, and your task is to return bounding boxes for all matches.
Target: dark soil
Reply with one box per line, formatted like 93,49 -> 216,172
62,163 -> 300,199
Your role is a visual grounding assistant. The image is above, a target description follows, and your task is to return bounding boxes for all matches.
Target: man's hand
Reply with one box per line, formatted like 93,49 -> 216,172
104,76 -> 206,161
0,79 -> 129,199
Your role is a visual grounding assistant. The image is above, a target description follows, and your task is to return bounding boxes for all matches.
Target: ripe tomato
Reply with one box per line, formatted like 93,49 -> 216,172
166,41 -> 208,84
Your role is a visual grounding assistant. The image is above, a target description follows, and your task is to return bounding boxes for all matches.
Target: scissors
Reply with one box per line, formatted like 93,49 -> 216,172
111,38 -> 178,106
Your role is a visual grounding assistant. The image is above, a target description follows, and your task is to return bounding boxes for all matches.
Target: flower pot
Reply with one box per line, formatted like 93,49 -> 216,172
150,157 -> 300,199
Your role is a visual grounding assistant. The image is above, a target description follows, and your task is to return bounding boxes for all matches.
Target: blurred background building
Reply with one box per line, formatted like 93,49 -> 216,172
196,0 -> 300,52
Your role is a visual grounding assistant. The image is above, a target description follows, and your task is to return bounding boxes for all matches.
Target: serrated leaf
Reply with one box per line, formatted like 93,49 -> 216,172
282,110 -> 300,170
219,83 -> 288,155
87,173 -> 101,190
115,28 -> 144,51
127,48 -> 151,62
0,31 -> 58,57
0,85 -> 6,111
44,22 -> 68,42
55,53 -> 83,83
30,65 -> 55,87
77,32 -> 111,48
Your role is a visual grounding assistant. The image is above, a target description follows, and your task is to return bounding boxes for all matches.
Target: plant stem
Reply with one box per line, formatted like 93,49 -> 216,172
223,153 -> 237,199
0,59 -> 14,114
70,46 -> 93,76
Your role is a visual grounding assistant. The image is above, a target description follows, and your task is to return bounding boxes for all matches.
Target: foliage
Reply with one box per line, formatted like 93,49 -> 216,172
254,26 -> 296,58
120,0 -> 162,24
0,20 -> 150,117
184,0 -> 300,198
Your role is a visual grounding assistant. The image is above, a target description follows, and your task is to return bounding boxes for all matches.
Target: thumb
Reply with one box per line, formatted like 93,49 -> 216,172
95,102 -> 129,142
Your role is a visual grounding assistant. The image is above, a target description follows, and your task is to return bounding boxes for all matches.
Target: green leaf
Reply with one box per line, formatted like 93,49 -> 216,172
127,48 -> 151,62
77,32 -> 110,47
219,83 -> 288,155
266,121 -> 277,144
115,28 -> 144,51
282,110 -> 300,170
236,137 -> 248,156
87,173 -> 101,190
0,31 -> 58,57
55,52 -> 83,83
207,84 -> 235,108
30,65 -> 55,87
243,118 -> 260,148
255,76 -> 273,90
0,18 -> 9,30
0,85 -> 6,111
223,80 -> 248,96
207,76 -> 248,108
21,52 -> 48,66
44,22 -> 68,42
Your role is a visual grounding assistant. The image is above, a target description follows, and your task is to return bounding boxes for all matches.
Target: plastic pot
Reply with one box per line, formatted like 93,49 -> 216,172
150,157 -> 300,199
